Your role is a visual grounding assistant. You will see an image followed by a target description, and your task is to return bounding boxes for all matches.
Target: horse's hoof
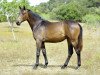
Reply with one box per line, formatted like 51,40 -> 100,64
61,65 -> 66,69
33,65 -> 38,69
75,66 -> 80,70
43,65 -> 47,68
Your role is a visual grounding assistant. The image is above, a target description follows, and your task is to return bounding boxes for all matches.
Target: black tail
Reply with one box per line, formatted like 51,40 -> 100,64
78,23 -> 83,40
78,23 -> 83,50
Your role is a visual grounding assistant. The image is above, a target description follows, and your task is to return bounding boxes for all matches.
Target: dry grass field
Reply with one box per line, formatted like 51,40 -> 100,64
0,22 -> 100,75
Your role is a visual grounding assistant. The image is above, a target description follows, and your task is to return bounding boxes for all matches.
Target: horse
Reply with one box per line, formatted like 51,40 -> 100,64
16,6 -> 83,69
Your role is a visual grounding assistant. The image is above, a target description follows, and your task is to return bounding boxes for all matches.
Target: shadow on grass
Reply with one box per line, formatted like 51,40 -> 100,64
13,63 -> 61,67
13,63 -> 77,69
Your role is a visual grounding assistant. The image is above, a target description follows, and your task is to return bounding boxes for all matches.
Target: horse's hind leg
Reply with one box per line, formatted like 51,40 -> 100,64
41,42 -> 48,68
74,41 -> 82,69
75,49 -> 81,69
61,39 -> 73,69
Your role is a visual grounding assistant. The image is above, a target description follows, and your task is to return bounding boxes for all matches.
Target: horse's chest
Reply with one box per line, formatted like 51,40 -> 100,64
33,27 -> 45,40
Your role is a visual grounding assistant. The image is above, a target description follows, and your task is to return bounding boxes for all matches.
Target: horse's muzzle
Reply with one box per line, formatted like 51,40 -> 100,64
16,21 -> 21,26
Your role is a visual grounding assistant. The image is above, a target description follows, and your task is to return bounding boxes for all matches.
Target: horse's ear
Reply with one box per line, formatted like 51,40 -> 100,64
19,6 -> 21,9
23,6 -> 26,10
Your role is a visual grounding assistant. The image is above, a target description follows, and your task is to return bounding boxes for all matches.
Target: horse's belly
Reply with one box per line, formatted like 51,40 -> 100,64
45,33 -> 66,43
45,38 -> 66,43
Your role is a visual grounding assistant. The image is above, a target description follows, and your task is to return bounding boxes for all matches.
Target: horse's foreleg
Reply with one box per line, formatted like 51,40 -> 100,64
61,41 -> 73,69
41,42 -> 48,68
33,40 -> 42,69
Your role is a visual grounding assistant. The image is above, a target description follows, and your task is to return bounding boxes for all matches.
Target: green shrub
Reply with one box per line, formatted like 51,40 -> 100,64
41,13 -> 51,20
88,7 -> 100,15
0,15 -> 6,22
82,14 -> 100,25
51,1 -> 87,21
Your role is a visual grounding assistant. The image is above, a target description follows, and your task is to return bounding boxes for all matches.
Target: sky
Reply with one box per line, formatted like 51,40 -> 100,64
29,0 -> 49,6
7,0 -> 49,6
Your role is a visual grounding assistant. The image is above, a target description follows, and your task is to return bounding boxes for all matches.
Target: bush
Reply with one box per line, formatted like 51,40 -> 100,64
88,7 -> 100,15
41,13 -> 51,20
0,15 -> 6,22
52,1 -> 87,21
82,14 -> 100,25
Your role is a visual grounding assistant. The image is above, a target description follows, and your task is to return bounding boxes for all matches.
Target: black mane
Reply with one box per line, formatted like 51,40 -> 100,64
28,9 -> 43,20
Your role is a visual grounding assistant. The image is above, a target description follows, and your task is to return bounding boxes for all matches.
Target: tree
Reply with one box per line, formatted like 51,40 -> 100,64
0,0 -> 30,40
53,1 -> 87,21
0,0 -> 30,22
0,0 -> 18,40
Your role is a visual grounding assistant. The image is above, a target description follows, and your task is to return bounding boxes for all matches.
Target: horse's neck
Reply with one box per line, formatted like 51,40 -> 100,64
27,18 -> 42,31
27,19 -> 34,31
27,12 -> 42,31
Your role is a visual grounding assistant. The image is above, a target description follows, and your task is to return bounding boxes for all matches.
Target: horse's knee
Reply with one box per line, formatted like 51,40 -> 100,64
36,50 -> 40,57
68,50 -> 73,58
75,50 -> 81,55
77,40 -> 83,51
69,52 -> 73,57
42,49 -> 46,54
71,39 -> 78,47
74,43 -> 82,53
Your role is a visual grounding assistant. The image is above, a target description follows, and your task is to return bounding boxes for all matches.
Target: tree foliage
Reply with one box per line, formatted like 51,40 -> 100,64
50,0 -> 100,21
33,0 -> 100,22
53,2 -> 87,21
0,0 -> 30,22
0,0 -> 100,23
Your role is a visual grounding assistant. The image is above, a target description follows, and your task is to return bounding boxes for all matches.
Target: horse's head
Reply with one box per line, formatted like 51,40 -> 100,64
16,6 -> 28,26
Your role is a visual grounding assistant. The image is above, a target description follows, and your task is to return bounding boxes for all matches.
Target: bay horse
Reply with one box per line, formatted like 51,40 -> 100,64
16,6 -> 83,69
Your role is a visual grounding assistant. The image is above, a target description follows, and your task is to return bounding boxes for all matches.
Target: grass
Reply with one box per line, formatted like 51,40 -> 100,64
0,22 -> 100,75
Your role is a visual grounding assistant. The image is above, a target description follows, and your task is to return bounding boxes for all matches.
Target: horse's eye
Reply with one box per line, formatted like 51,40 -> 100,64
22,12 -> 26,15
